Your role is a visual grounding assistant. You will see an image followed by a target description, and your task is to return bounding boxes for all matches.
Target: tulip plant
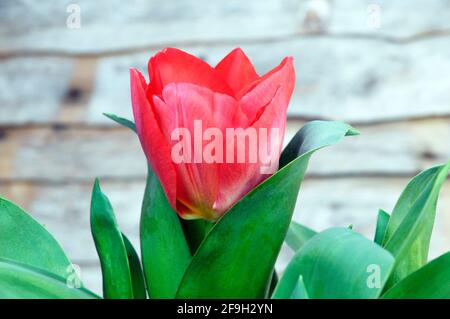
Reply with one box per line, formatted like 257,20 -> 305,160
0,48 -> 449,299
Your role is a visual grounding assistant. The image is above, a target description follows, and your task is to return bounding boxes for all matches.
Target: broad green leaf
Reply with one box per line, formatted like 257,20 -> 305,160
382,252 -> 450,299
290,276 -> 309,299
176,121 -> 357,298
103,111 -> 191,298
90,179 -> 133,299
285,221 -> 317,251
273,228 -> 395,299
122,234 -> 146,299
103,113 -> 136,132
374,209 -> 390,245
265,270 -> 278,298
0,196 -> 75,280
140,167 -> 191,298
180,219 -> 213,255
0,259 -> 98,299
382,162 -> 450,288
279,120 -> 359,168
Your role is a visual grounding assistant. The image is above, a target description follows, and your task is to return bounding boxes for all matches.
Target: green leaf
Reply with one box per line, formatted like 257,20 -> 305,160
0,259 -> 98,299
279,120 -> 359,168
140,167 -> 191,298
122,234 -> 147,299
290,275 -> 309,299
103,112 -> 191,298
382,252 -> 450,299
90,179 -> 133,299
0,196 -> 75,280
180,219 -> 213,255
265,270 -> 278,298
285,222 -> 317,251
176,121 -> 357,298
382,162 -> 450,288
374,209 -> 390,245
103,113 -> 136,132
273,228 -> 395,299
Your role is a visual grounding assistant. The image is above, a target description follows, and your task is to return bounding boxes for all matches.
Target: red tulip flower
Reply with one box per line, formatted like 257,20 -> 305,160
130,48 -> 295,220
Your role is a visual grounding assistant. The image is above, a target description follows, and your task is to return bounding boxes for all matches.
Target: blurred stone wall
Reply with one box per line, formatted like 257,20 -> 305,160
0,0 -> 449,294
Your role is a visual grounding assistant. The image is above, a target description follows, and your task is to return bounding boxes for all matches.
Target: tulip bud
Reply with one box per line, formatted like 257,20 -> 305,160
131,48 -> 295,220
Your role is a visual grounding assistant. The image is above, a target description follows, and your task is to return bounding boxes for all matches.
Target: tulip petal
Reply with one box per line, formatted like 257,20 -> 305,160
214,87 -> 286,214
238,57 -> 295,122
153,83 -> 239,219
147,48 -> 233,98
215,48 -> 259,96
213,58 -> 295,213
130,68 -> 177,208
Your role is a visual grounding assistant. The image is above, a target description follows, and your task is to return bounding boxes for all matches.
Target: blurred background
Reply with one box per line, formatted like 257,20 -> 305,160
0,0 -> 449,294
